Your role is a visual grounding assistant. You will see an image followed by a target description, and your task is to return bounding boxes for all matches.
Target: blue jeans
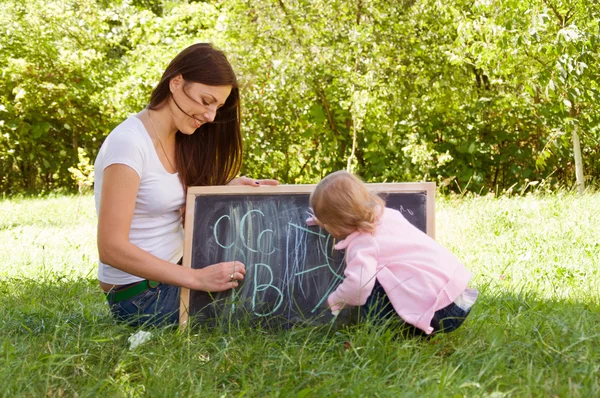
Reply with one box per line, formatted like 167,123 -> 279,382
106,282 -> 180,327
361,281 -> 472,336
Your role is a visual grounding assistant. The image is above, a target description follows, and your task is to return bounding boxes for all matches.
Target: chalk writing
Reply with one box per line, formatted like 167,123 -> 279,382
252,263 -> 283,316
214,214 -> 234,249
397,205 -> 415,216
211,208 -> 343,317
188,189 -> 430,327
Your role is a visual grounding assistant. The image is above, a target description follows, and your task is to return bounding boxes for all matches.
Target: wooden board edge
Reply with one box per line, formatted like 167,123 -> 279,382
187,184 -> 316,195
426,183 -> 436,239
180,181 -> 437,326
179,191 -> 196,328
187,182 -> 435,195
186,181 -> 438,240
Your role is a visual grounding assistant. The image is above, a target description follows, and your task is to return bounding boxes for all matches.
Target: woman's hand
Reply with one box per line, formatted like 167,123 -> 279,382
227,176 -> 279,187
191,261 -> 246,292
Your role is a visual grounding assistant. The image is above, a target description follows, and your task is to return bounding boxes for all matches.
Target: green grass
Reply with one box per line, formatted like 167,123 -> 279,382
1,193 -> 599,397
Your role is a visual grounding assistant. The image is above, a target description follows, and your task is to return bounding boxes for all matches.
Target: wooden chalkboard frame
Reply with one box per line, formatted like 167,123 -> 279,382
179,182 -> 435,326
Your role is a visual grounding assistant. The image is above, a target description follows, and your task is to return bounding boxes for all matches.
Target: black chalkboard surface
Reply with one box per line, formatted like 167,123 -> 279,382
179,183 -> 435,328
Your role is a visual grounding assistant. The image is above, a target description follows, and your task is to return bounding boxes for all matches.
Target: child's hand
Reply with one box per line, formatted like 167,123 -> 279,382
327,295 -> 343,316
305,208 -> 320,226
305,216 -> 319,226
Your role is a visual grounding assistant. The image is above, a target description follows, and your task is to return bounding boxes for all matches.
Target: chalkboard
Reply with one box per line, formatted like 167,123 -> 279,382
179,183 -> 435,328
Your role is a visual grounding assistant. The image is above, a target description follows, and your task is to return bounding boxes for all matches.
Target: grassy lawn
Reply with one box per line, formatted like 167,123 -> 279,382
0,193 -> 598,397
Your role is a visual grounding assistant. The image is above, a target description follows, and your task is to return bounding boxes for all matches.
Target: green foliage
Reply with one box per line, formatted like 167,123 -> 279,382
447,0 -> 600,191
0,0 -> 129,194
0,0 -> 599,194
226,0 -> 600,192
68,147 -> 95,193
0,0 -> 219,194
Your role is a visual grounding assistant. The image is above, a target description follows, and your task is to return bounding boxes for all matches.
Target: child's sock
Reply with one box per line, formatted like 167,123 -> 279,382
453,288 -> 478,312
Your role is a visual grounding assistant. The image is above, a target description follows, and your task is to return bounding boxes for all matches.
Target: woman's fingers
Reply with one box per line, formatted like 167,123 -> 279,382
230,272 -> 243,287
192,261 -> 246,292
256,179 -> 279,186
227,176 -> 279,187
223,261 -> 245,289
232,176 -> 255,185
232,260 -> 246,276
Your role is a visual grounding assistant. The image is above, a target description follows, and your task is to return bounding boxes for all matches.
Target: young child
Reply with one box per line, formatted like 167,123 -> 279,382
308,171 -> 478,335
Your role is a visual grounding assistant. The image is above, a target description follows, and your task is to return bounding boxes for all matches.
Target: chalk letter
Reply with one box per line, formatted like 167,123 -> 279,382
252,263 -> 284,317
214,214 -> 235,249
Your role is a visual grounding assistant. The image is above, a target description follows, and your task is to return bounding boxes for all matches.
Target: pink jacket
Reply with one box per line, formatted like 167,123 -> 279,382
327,208 -> 472,334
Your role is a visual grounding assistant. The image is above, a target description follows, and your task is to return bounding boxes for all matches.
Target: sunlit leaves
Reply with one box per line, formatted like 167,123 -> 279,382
0,0 -> 598,194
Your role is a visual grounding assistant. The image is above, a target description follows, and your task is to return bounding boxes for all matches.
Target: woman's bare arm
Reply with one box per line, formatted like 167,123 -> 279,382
97,164 -> 244,291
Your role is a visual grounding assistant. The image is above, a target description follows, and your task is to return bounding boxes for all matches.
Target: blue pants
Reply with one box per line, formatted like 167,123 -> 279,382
106,282 -> 180,327
361,281 -> 471,336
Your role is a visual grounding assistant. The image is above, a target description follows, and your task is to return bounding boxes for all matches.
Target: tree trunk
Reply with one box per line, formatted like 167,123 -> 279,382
572,125 -> 585,194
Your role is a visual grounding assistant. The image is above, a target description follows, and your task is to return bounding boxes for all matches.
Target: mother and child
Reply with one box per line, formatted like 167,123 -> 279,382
94,43 -> 477,335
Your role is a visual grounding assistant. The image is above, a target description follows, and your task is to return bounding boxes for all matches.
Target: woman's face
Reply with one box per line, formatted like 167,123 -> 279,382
169,76 -> 232,134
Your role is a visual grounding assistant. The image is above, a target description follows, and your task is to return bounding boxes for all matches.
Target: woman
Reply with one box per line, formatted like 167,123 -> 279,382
94,43 -> 278,326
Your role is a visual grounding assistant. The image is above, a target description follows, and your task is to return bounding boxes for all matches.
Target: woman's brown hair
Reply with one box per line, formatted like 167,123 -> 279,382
148,43 -> 242,191
310,171 -> 385,239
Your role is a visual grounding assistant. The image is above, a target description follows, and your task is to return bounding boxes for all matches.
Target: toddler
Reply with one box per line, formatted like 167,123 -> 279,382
308,171 -> 478,335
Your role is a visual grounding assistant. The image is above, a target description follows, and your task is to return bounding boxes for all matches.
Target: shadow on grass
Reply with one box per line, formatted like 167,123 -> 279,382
2,274 -> 599,342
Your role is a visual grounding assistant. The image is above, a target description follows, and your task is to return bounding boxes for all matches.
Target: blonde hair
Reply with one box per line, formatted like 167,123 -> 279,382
310,171 -> 385,238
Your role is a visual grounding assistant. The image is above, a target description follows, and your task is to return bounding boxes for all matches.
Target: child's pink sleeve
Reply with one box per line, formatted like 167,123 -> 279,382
327,237 -> 379,313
